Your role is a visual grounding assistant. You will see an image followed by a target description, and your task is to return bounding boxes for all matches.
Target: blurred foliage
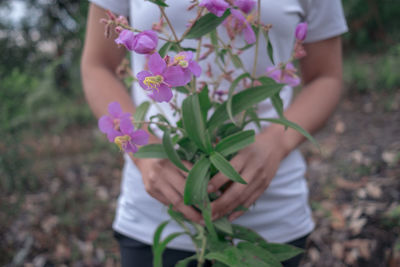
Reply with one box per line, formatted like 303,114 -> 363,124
342,0 -> 400,51
343,44 -> 400,93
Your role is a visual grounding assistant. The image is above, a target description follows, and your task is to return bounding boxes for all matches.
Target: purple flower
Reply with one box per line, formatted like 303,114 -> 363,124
115,30 -> 158,54
173,51 -> 202,84
234,0 -> 256,14
199,0 -> 230,17
229,9 -> 256,44
114,117 -> 149,153
98,102 -> 131,142
266,63 -> 301,87
136,53 -> 186,103
295,22 -> 308,41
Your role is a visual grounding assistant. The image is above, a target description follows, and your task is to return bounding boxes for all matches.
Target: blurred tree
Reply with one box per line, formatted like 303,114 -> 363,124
342,0 -> 400,51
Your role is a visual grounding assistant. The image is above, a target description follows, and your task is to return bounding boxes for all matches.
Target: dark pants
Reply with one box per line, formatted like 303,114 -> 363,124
114,231 -> 309,267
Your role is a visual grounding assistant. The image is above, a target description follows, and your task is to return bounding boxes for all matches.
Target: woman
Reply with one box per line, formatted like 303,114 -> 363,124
81,1 -> 348,266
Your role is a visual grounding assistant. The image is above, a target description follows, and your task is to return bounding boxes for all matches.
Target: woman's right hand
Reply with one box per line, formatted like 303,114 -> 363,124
133,157 -> 202,222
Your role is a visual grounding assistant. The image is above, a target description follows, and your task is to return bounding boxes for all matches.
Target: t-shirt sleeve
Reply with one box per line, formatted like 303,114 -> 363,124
89,0 -> 130,17
304,0 -> 348,43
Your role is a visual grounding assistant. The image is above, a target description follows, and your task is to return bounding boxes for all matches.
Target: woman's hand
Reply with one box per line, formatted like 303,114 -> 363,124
208,127 -> 287,221
132,156 -> 202,223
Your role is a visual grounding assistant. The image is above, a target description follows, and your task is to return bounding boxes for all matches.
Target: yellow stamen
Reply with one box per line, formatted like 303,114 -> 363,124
174,55 -> 189,68
178,60 -> 189,68
143,75 -> 164,89
114,135 -> 130,151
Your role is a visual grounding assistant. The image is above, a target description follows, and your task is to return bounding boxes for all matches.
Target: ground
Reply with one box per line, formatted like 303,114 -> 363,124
1,90 -> 399,266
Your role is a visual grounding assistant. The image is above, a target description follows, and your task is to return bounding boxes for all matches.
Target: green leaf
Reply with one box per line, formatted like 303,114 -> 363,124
175,255 -> 197,267
258,76 -> 284,120
210,30 -> 218,48
226,73 -> 251,125
201,201 -> 218,240
199,85 -> 211,123
260,243 -> 304,262
207,80 -> 283,131
153,220 -> 169,251
162,129 -> 188,172
205,247 -> 241,267
133,101 -> 150,129
271,93 -> 284,118
237,242 -> 282,267
147,0 -> 168,7
153,232 -> 184,267
258,118 -> 319,148
209,152 -> 246,184
229,52 -> 244,69
215,130 -> 255,157
135,144 -> 167,158
183,156 -> 210,205
175,86 -> 190,94
231,224 -> 267,245
158,41 -> 173,57
214,217 -> 233,235
185,10 -> 231,39
182,94 -> 212,152
167,205 -> 185,224
263,31 -> 275,65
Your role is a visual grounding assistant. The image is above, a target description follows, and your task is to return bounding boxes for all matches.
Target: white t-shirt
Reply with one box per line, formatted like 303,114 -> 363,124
89,0 -> 348,251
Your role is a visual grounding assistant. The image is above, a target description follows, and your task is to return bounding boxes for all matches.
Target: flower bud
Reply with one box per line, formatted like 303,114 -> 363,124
131,30 -> 158,54
115,30 -> 158,54
295,22 -> 308,41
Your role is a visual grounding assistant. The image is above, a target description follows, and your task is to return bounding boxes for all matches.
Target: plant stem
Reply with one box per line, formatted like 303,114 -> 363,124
251,0 -> 261,78
197,233 -> 207,267
159,7 -> 180,43
180,7 -> 205,42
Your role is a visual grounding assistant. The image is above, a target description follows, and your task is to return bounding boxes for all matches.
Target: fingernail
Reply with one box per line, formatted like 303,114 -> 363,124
212,213 -> 219,221
200,220 -> 205,225
207,184 -> 214,192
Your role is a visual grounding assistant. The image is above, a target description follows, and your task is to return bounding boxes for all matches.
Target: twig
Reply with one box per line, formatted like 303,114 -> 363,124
251,0 -> 261,78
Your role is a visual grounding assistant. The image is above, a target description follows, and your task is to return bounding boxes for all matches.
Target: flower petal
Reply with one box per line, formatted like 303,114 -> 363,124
107,129 -> 122,143
98,115 -> 114,133
189,60 -> 202,77
130,130 -> 149,146
115,30 -> 135,51
149,84 -> 173,103
148,52 -> 166,75
234,0 -> 256,14
136,70 -> 153,90
119,117 -> 134,134
230,9 -> 246,22
243,23 -> 256,44
123,141 -> 138,153
163,66 -> 185,87
108,102 -> 123,118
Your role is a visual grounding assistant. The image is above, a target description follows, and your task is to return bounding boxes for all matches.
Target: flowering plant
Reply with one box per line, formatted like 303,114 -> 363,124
98,1 -> 316,266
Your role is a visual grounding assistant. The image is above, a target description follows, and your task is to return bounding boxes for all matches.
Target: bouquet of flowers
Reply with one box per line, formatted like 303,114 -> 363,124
98,0 -> 316,266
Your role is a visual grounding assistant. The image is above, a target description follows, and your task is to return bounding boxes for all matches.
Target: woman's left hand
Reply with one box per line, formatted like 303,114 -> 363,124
208,127 -> 287,221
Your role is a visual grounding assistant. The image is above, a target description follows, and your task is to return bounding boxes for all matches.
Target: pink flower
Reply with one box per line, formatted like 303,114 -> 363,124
115,30 -> 158,54
234,0 -> 256,14
199,0 -> 230,17
136,53 -> 186,103
295,22 -> 308,41
98,102 -> 131,142
172,51 -> 202,84
266,63 -> 301,87
229,9 -> 256,44
114,117 -> 149,154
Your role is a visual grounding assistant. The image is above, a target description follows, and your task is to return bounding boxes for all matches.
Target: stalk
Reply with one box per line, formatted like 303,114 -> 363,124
251,0 -> 261,78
